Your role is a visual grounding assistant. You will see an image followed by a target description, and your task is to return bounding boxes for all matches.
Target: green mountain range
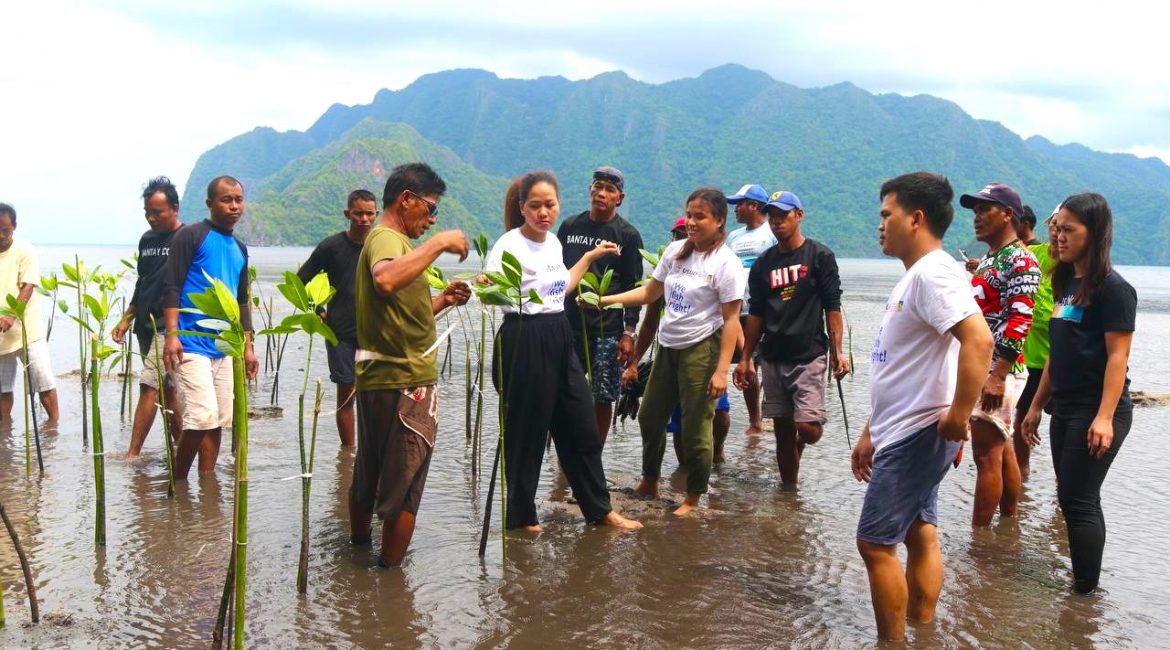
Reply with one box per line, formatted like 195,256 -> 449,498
183,64 -> 1170,264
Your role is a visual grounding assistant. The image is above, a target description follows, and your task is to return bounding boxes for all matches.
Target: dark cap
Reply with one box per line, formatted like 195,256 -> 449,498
959,182 -> 1024,220
592,166 -> 625,191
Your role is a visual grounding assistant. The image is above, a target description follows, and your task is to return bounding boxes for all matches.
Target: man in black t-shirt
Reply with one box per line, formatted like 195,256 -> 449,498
297,189 -> 377,448
733,191 -> 850,484
112,176 -> 184,460
557,166 -> 644,446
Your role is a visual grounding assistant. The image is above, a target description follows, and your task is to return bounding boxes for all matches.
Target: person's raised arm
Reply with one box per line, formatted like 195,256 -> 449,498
371,230 -> 468,297
598,278 -> 663,311
567,241 -> 619,293
940,313 -> 994,442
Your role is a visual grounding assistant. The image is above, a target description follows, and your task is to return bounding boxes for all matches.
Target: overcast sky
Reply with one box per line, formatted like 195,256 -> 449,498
2,0 -> 1166,245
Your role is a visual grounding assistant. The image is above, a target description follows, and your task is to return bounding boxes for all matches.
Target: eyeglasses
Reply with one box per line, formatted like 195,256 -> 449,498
406,190 -> 438,217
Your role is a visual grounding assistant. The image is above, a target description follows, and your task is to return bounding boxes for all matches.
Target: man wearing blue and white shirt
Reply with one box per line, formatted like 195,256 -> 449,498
725,184 -> 777,437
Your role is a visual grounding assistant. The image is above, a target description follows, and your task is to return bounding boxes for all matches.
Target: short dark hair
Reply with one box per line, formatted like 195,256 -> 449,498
207,175 -> 243,201
1020,204 -> 1037,227
382,163 -> 447,210
0,202 -> 14,227
347,189 -> 377,208
143,176 -> 179,208
879,172 -> 954,238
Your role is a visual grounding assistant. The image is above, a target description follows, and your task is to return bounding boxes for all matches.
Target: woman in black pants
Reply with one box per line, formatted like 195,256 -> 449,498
485,170 -> 642,532
1022,192 -> 1136,594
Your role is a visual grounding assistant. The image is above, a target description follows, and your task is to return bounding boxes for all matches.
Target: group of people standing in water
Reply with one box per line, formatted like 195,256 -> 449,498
57,159 -> 1133,642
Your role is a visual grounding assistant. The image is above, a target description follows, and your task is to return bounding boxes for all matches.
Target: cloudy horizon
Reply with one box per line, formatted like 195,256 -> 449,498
2,0 -> 1166,244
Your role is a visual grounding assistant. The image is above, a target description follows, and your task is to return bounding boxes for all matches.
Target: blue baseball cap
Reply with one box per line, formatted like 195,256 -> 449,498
764,190 -> 802,212
726,184 -> 769,204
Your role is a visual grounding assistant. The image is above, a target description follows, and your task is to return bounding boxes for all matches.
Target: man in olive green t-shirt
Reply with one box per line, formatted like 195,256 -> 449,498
348,162 -> 471,569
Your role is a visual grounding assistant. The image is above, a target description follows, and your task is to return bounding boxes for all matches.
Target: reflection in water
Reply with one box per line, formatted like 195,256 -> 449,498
0,247 -> 1167,646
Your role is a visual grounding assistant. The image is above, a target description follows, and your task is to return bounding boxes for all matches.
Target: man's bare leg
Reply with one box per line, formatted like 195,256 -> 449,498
164,383 -> 182,442
775,418 -> 804,484
379,511 -> 417,568
174,427 -> 220,480
904,519 -> 944,624
348,495 -> 372,544
743,376 -> 764,436
858,538 -> 908,642
0,392 -> 12,422
971,420 -> 1005,527
38,388 -> 59,423
713,410 -> 729,464
999,436 -> 1021,518
336,383 -> 356,448
595,402 -> 613,446
1012,420 -> 1032,482
198,427 -> 222,474
126,384 -> 160,459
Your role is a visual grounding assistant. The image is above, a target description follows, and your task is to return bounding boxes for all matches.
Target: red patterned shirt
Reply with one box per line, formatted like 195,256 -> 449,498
971,240 -> 1040,368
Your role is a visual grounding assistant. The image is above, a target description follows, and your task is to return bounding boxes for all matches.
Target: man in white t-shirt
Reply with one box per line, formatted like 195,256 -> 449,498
0,203 -> 60,424
725,183 -> 776,437
852,173 -> 992,642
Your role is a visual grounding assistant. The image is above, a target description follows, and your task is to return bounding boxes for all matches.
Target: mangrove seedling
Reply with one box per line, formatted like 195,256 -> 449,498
0,295 -> 43,477
178,272 -> 252,650
259,271 -> 337,594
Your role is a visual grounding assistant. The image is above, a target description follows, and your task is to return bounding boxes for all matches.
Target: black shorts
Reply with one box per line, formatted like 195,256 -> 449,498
1015,366 -> 1045,420
326,339 -> 357,385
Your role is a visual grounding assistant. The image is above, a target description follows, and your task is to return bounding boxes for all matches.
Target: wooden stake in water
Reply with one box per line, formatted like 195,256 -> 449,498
0,500 -> 40,625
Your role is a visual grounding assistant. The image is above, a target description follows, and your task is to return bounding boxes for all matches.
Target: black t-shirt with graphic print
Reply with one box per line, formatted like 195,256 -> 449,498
747,239 -> 842,364
1049,271 -> 1136,408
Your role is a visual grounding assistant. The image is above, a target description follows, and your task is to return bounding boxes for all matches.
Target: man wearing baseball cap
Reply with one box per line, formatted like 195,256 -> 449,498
734,190 -> 849,484
959,182 -> 1040,527
725,184 -> 777,439
558,166 -> 645,446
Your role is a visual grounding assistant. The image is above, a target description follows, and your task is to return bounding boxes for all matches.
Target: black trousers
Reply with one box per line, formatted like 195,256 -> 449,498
493,313 -> 612,528
1049,402 -> 1132,593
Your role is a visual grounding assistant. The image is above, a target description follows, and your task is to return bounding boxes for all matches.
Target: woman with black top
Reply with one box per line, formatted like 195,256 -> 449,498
1022,192 -> 1136,594
486,170 -> 642,532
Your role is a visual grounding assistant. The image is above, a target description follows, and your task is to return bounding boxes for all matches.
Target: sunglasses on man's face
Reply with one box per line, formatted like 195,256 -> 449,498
406,190 -> 438,217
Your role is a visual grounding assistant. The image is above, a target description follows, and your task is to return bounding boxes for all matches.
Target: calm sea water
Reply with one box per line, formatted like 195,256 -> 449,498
0,244 -> 1166,648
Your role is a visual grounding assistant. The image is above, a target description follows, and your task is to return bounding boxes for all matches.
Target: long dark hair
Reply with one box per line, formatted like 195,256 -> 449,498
504,170 -> 559,232
676,187 -> 728,261
1052,192 -> 1113,307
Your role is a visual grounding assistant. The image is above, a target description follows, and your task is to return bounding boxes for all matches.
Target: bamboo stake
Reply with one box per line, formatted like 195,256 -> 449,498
0,501 -> 39,623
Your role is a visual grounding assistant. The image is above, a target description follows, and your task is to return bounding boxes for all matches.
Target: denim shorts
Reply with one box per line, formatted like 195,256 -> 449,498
856,422 -> 961,546
572,333 -> 622,404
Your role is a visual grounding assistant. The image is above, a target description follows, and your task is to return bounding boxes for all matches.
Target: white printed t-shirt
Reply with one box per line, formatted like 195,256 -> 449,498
868,249 -> 980,453
725,223 -> 777,315
652,239 -> 745,349
0,238 -> 45,355
485,228 -> 571,316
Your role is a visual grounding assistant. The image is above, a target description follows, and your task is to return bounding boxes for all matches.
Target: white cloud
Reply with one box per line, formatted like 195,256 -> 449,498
1,0 -> 1167,244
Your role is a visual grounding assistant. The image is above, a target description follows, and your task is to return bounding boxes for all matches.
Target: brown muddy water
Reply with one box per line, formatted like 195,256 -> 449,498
1,246 -> 1168,648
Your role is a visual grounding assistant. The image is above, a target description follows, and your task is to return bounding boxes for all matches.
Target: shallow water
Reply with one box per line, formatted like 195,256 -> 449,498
1,246 -> 1167,648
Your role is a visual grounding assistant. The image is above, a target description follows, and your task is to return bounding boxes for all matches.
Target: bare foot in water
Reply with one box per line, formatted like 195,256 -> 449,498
520,524 -> 543,533
601,511 -> 643,530
672,494 -> 701,516
633,478 -> 660,500
744,421 -> 764,437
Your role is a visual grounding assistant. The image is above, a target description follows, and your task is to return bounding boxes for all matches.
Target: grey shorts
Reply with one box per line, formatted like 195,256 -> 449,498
326,339 -> 357,385
856,422 -> 961,546
760,354 -> 827,422
0,339 -> 55,394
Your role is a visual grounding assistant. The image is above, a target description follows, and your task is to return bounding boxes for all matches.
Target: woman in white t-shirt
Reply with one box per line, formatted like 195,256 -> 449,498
485,170 -> 642,533
595,188 -> 745,515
